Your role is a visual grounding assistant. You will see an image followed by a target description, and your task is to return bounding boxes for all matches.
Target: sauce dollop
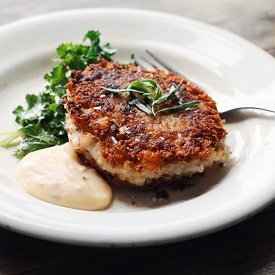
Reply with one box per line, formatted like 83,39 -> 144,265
17,143 -> 112,210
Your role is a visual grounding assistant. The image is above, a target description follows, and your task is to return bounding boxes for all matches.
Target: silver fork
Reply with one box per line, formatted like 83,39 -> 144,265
139,50 -> 275,119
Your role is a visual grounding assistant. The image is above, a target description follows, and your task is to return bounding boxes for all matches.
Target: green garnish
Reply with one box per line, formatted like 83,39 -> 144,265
104,78 -> 201,117
0,30 -> 117,158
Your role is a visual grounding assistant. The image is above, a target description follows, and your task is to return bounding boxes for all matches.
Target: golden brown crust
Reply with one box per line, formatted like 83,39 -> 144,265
64,58 -> 227,184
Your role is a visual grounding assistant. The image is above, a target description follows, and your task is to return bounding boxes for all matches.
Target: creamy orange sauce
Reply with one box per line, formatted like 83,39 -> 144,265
16,143 -> 112,210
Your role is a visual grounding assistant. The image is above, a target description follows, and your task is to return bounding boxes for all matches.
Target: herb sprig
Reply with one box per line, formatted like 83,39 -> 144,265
104,78 -> 201,117
0,30 -> 117,158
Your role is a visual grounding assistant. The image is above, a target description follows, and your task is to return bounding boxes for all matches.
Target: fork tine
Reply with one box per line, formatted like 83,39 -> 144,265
135,60 -> 144,68
145,50 -> 183,76
139,56 -> 158,69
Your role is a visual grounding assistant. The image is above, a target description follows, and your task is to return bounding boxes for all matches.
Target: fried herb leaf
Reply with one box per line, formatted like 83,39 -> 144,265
104,78 -> 201,117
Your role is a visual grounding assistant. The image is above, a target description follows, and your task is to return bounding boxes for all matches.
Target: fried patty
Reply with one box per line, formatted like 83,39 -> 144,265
64,58 -> 229,187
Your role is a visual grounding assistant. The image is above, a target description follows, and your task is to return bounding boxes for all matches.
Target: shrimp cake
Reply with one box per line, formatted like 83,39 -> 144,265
64,58 -> 229,187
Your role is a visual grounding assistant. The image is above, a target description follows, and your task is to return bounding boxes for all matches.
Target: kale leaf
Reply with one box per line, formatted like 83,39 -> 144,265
0,30 -> 117,158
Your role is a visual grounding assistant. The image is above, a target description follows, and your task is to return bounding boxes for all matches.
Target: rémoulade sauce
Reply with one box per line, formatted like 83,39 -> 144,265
17,142 -> 112,210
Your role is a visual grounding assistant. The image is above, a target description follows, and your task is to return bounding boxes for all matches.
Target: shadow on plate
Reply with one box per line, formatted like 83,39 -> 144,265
111,160 -> 235,211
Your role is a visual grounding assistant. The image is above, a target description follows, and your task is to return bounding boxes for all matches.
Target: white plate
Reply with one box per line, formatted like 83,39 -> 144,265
0,8 -> 275,247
